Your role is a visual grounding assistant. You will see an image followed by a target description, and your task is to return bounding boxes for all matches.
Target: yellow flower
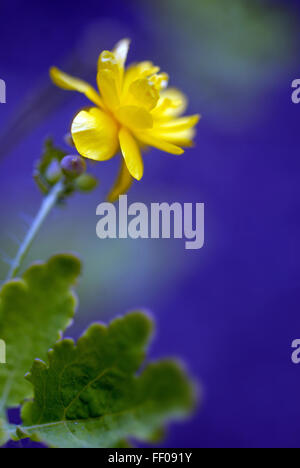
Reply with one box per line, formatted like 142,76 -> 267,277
50,39 -> 200,200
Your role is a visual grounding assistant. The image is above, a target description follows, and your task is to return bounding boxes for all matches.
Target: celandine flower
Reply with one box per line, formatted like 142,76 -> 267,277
50,39 -> 200,199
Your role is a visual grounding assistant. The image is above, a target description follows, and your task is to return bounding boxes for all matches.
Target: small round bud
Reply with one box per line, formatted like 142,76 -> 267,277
75,173 -> 98,192
61,155 -> 87,179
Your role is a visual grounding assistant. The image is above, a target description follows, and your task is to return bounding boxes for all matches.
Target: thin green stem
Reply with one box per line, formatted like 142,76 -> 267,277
6,180 -> 65,281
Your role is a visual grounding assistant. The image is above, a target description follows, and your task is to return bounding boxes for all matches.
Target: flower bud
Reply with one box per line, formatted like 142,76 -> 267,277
75,173 -> 98,192
61,155 -> 87,179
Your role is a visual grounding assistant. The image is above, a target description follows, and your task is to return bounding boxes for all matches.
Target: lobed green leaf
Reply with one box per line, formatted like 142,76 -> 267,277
0,254 -> 81,407
20,312 -> 194,448
0,418 -> 10,446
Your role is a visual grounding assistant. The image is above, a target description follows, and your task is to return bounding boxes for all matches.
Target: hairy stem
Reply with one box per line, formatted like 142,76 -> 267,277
6,180 -> 64,281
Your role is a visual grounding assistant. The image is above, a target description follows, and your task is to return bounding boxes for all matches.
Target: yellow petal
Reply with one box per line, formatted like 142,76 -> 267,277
98,50 -> 119,73
153,88 -> 188,119
113,38 -> 131,67
107,159 -> 133,203
152,115 -> 199,147
97,68 -> 120,110
151,128 -> 196,148
98,44 -> 129,94
71,107 -> 119,161
136,132 -> 184,155
50,67 -> 103,108
116,106 -> 153,130
119,128 -> 144,180
129,78 -> 159,110
122,61 -> 160,97
149,73 -> 169,91
156,115 -> 200,132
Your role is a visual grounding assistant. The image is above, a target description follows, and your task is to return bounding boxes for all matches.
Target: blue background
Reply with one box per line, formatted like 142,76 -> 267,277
0,0 -> 300,448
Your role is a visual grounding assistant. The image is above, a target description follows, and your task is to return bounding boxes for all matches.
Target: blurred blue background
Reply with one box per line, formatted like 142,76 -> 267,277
0,0 -> 300,448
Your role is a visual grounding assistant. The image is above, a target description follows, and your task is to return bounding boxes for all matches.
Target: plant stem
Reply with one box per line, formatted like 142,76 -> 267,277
6,180 -> 64,281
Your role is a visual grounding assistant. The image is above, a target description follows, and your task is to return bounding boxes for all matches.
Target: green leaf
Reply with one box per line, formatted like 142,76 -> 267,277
34,139 -> 66,195
0,254 -> 81,407
20,312 -> 194,448
38,139 -> 67,175
0,419 -> 10,446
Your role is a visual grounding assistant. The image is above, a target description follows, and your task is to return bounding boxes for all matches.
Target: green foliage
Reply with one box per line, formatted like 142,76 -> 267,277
0,254 -> 81,407
0,419 -> 10,446
34,139 -> 66,195
0,252 -> 194,448
19,313 -> 194,448
34,138 -> 98,198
